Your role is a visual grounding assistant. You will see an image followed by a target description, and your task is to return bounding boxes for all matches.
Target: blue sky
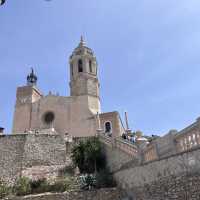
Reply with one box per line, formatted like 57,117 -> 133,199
1,0 -> 200,135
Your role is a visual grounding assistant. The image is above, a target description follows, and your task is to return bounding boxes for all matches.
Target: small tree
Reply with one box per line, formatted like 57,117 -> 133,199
84,137 -> 103,173
71,141 -> 86,173
71,137 -> 105,174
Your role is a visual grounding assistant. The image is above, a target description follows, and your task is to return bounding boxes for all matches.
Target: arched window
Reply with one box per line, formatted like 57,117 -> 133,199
105,121 -> 112,134
89,60 -> 92,73
78,59 -> 83,72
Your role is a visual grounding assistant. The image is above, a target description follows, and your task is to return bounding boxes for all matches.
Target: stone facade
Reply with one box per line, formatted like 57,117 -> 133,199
12,38 -> 123,138
13,93 -> 99,137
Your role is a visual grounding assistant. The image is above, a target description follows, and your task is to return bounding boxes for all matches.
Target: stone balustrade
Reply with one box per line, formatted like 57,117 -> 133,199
142,120 -> 200,163
115,138 -> 138,157
175,129 -> 200,152
98,134 -> 113,147
99,134 -> 138,157
143,144 -> 158,162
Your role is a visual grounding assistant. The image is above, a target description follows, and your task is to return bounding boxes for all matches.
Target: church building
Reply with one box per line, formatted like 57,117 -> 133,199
12,37 -> 125,138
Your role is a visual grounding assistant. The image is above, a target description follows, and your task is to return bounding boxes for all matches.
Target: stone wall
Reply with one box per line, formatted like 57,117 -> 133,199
102,143 -> 136,173
111,146 -> 200,200
0,134 -> 26,185
4,188 -> 121,200
127,173 -> 200,200
22,134 -> 66,167
0,134 -> 67,185
155,131 -> 177,158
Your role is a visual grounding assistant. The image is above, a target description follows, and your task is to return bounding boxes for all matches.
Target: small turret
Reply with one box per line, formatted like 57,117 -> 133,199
12,68 -> 42,133
27,68 -> 37,86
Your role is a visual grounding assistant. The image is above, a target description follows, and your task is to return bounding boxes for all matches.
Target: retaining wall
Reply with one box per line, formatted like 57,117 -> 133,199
0,134 -> 67,185
112,146 -> 200,200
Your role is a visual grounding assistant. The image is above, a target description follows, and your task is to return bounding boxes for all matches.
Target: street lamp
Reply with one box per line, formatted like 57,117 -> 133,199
0,0 -> 6,6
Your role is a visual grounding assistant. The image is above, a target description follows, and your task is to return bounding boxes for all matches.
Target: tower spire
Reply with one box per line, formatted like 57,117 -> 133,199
79,35 -> 86,47
81,35 -> 84,42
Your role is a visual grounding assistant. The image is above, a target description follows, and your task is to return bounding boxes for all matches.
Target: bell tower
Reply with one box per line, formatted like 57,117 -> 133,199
69,37 -> 101,114
69,36 -> 100,98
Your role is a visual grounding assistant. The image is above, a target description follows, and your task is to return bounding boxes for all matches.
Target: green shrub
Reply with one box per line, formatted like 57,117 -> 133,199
14,177 -> 77,195
71,137 -> 106,174
30,177 -> 76,194
14,177 -> 31,196
50,180 -> 66,193
30,179 -> 49,194
50,177 -> 75,192
63,176 -> 76,190
0,179 -> 10,199
12,175 -> 79,196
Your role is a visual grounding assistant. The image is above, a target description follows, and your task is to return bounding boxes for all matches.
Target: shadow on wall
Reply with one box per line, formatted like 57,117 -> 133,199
121,193 -> 134,200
